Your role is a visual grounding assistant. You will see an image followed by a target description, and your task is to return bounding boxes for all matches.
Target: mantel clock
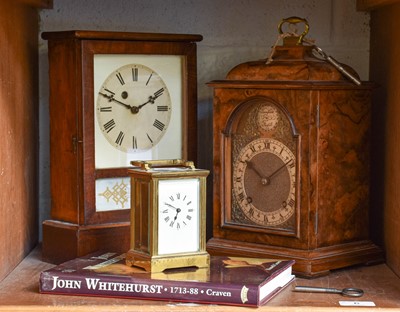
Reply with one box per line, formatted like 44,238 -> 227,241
207,18 -> 383,277
126,159 -> 209,272
41,30 -> 202,263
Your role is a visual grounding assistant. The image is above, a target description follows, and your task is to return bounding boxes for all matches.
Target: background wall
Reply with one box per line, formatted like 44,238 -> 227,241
38,0 -> 371,238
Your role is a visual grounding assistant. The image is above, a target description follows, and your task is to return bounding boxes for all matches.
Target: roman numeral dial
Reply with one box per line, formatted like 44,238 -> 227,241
161,192 -> 195,230
232,137 -> 297,227
96,63 -> 172,152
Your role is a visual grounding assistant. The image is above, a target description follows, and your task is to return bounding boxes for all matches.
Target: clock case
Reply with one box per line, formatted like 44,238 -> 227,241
126,160 -> 209,273
41,31 -> 202,264
207,34 -> 384,277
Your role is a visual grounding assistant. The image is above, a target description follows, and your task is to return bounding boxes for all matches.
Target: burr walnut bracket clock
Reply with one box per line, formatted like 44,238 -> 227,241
42,31 -> 202,263
207,18 -> 383,277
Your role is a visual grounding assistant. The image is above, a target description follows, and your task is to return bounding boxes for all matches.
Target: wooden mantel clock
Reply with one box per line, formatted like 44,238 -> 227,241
206,18 -> 384,277
41,30 -> 202,264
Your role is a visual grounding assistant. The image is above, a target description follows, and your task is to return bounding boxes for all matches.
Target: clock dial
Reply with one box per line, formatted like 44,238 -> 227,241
232,138 -> 296,227
157,178 -> 200,255
161,191 -> 195,230
96,64 -> 172,153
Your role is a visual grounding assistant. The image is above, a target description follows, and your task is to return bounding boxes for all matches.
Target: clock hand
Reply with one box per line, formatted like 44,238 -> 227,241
246,160 -> 269,185
267,159 -> 294,181
137,88 -> 165,110
126,88 -> 165,114
173,208 -> 182,221
165,203 -> 178,210
164,202 -> 182,220
98,92 -> 132,109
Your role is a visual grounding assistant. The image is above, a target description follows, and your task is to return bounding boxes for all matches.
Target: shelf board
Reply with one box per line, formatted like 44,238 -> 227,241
0,246 -> 400,311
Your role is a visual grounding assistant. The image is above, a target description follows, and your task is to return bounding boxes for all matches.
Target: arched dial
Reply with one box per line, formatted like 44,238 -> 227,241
96,63 -> 172,152
233,137 -> 296,226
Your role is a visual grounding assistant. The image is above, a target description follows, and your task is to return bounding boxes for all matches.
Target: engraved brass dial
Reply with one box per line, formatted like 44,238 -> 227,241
257,104 -> 280,131
232,137 -> 296,226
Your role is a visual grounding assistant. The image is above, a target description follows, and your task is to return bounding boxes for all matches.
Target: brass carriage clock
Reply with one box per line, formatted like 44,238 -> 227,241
207,18 -> 383,277
126,160 -> 209,272
41,31 -> 202,263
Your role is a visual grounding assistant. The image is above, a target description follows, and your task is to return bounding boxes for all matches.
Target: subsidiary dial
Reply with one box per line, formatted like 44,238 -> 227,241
96,64 -> 172,152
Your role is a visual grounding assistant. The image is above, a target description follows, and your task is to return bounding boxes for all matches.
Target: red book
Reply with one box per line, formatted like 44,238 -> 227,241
39,252 -> 295,307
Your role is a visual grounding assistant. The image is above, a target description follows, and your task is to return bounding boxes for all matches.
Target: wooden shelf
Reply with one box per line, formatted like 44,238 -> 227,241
0,246 -> 400,311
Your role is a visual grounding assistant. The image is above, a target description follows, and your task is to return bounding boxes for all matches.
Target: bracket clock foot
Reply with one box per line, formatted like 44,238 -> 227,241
207,238 -> 384,278
42,220 -> 130,264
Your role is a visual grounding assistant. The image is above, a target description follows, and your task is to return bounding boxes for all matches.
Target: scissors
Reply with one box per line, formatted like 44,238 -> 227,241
294,285 -> 364,297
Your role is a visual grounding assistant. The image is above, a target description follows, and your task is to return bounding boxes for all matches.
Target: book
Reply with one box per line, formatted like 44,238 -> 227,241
39,251 -> 295,307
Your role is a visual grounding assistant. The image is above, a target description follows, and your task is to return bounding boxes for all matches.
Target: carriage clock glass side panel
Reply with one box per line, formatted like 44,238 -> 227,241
157,177 -> 200,255
94,54 -> 184,212
227,98 -> 299,235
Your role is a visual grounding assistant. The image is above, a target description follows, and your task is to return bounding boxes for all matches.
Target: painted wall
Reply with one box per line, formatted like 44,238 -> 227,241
38,0 -> 370,237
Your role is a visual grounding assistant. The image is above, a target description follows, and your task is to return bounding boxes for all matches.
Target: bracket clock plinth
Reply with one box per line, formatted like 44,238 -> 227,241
206,30 -> 384,277
42,31 -> 202,264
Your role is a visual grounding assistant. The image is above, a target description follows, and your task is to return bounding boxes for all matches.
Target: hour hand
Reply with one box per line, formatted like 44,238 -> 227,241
138,88 -> 165,109
246,160 -> 269,185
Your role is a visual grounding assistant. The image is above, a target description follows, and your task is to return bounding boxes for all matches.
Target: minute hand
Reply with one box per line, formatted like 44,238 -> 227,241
267,159 -> 294,180
98,92 -> 132,109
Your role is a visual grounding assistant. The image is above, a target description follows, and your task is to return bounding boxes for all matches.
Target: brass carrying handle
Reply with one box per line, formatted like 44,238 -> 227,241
278,16 -> 309,45
131,159 -> 195,170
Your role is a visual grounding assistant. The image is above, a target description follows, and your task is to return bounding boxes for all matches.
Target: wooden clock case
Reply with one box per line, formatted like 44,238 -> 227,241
41,31 -> 202,264
207,42 -> 384,277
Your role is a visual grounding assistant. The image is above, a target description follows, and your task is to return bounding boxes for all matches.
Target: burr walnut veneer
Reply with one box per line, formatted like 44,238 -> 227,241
207,43 -> 384,277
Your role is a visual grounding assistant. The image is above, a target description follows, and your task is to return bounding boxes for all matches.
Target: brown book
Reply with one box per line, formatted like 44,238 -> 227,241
40,251 -> 295,307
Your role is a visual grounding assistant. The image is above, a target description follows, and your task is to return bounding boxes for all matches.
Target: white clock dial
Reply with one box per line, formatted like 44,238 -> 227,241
93,54 -> 184,169
157,178 -> 200,255
96,63 -> 172,153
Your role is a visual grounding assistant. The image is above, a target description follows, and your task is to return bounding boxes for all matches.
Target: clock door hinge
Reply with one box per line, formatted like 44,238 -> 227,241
72,135 -> 83,154
314,211 -> 318,235
316,103 -> 320,128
